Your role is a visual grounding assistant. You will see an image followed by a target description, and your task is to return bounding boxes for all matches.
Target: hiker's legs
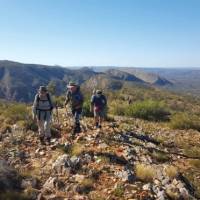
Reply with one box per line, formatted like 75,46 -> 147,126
37,120 -> 45,144
94,116 -> 99,127
75,108 -> 82,131
44,119 -> 51,139
72,108 -> 82,134
93,110 -> 99,128
98,110 -> 105,128
38,120 -> 45,137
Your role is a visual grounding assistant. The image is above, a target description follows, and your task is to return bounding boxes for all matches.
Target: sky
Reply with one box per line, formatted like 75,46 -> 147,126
0,0 -> 200,67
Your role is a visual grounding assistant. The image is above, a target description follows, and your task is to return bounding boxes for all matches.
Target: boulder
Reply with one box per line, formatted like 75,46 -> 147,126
0,159 -> 21,191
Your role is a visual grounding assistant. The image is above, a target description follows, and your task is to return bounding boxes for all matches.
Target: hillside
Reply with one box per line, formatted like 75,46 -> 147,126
142,68 -> 200,97
0,61 -> 97,102
0,60 -> 173,102
92,67 -> 173,86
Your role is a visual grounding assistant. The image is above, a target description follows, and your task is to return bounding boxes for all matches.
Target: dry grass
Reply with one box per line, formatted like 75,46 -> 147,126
77,178 -> 94,194
166,188 -> 180,200
70,143 -> 84,156
135,163 -> 156,182
151,151 -> 170,163
184,146 -> 200,158
189,159 -> 200,169
165,165 -> 178,178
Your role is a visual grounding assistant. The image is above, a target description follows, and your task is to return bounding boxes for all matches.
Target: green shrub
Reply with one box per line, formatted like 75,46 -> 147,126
113,184 -> 125,197
170,113 -> 200,131
53,95 -> 65,107
4,104 -> 29,123
109,101 -> 127,116
125,100 -> 169,121
82,99 -> 93,117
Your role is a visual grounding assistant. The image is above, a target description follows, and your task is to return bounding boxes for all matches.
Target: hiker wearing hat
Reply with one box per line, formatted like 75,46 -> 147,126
64,82 -> 84,135
32,86 -> 54,144
90,90 -> 107,129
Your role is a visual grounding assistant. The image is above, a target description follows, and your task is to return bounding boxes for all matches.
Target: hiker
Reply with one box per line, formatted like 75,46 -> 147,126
64,82 -> 84,135
90,90 -> 107,129
32,86 -> 54,145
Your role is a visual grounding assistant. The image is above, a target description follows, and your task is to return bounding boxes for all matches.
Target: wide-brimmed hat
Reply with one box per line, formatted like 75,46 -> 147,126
96,90 -> 102,94
38,86 -> 48,92
67,81 -> 78,88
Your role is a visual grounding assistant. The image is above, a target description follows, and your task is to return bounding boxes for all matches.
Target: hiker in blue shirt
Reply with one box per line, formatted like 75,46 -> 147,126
64,82 -> 84,136
90,90 -> 107,129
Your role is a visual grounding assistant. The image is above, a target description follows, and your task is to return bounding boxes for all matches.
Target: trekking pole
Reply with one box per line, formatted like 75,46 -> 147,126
55,103 -> 60,125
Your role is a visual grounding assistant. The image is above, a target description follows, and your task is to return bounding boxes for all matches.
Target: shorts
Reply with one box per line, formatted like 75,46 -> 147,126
94,109 -> 105,118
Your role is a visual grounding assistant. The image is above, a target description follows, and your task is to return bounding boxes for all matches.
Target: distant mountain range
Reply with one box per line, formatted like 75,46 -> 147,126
1,60 -> 199,102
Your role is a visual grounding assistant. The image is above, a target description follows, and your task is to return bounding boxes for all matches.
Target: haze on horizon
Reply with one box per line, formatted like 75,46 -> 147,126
0,0 -> 199,68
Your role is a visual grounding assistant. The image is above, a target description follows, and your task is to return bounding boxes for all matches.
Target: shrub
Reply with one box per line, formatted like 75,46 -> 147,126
82,99 -> 93,117
170,113 -> 200,131
53,95 -> 65,107
4,104 -> 29,123
113,184 -> 125,197
125,100 -> 170,121
109,101 -> 127,116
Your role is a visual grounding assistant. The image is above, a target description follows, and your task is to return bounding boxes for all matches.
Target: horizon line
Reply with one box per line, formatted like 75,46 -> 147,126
0,59 -> 200,69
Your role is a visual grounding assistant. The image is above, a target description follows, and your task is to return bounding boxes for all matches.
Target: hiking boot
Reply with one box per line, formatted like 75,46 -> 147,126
75,122 -> 81,133
71,130 -> 76,140
76,126 -> 81,133
46,137 -> 51,145
39,136 -> 45,145
98,124 -> 102,129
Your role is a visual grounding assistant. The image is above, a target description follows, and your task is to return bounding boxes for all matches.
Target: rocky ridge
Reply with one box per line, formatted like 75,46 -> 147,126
0,109 -> 200,200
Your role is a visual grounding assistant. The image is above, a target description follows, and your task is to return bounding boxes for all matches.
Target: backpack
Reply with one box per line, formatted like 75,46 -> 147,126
93,95 -> 106,111
68,90 -> 83,108
36,93 -> 53,111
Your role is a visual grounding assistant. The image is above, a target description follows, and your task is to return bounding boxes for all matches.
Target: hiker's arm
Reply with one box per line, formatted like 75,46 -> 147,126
104,96 -> 107,106
49,95 -> 54,110
90,95 -> 94,112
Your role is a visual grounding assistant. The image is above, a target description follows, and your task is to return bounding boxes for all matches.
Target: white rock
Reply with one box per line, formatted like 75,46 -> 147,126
143,183 -> 151,191
39,151 -> 45,156
157,190 -> 165,200
74,174 -> 85,183
179,187 -> 189,199
52,154 -> 69,173
43,177 -> 57,190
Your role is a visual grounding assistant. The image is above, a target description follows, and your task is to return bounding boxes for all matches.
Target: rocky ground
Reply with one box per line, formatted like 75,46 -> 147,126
0,109 -> 200,200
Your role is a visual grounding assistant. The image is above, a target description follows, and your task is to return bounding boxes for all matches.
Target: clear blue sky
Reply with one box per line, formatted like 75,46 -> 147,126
0,0 -> 199,67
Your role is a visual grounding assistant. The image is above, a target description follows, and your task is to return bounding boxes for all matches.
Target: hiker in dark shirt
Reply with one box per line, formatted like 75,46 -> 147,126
64,82 -> 84,135
32,86 -> 54,144
90,90 -> 107,129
